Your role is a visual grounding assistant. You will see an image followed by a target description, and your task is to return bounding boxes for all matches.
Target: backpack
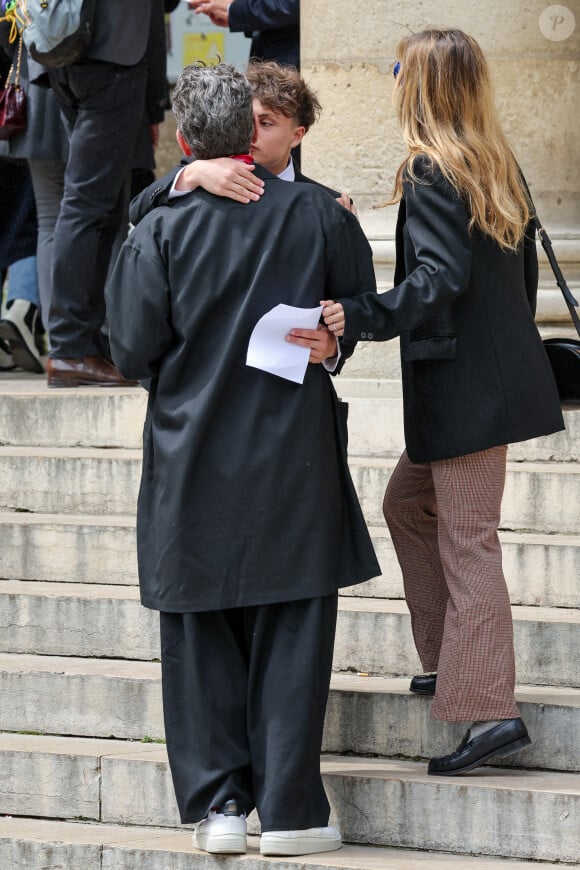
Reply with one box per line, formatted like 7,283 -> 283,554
22,0 -> 97,67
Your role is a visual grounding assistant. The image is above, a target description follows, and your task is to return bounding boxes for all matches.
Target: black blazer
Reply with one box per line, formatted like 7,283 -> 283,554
340,157 -> 564,462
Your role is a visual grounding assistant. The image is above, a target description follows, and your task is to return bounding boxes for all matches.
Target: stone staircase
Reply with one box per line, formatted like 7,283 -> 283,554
0,372 -> 578,869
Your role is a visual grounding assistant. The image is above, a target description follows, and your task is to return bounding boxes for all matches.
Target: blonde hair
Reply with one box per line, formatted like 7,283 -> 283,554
390,29 -> 531,250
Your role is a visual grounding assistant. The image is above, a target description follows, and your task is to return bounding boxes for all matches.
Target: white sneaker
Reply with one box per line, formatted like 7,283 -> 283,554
260,825 -> 342,856
193,801 -> 247,854
0,299 -> 44,373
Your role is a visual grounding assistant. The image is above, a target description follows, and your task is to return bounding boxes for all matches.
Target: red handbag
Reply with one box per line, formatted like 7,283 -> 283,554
0,36 -> 26,140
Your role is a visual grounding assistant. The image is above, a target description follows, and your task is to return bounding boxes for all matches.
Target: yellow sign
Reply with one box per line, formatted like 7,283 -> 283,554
183,32 -> 225,67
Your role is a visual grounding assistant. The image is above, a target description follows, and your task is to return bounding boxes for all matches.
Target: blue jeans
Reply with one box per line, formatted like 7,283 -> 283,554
6,256 -> 40,307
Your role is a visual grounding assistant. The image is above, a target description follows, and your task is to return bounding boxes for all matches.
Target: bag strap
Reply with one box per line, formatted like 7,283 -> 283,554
5,35 -> 23,87
520,173 -> 580,339
535,219 -> 580,338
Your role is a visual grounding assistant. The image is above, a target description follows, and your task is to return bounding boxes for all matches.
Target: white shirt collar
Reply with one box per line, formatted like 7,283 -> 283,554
277,158 -> 295,182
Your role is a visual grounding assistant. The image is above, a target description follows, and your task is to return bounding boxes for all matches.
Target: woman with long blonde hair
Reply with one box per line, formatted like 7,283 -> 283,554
322,28 -> 564,775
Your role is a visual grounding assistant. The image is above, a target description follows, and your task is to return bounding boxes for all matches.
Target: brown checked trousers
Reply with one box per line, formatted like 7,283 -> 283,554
384,445 -> 520,722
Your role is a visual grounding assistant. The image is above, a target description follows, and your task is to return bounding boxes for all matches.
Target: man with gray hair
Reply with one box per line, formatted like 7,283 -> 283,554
106,62 -> 379,858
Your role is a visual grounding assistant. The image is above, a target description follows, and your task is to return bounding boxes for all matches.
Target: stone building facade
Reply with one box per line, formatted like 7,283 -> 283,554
301,0 -> 580,322
156,2 -> 579,325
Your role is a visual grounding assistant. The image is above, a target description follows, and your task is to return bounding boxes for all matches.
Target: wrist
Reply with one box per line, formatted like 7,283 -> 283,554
177,164 -> 201,192
325,334 -> 338,359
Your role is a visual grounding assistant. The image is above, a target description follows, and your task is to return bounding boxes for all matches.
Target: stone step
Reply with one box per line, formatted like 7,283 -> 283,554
0,584 -> 577,686
0,448 -> 577,533
0,381 -> 145,449
0,446 -> 140,515
323,756 -> 579,862
349,455 -> 580,534
0,512 -> 138,586
334,379 -> 580,462
324,676 -> 580,772
335,597 -> 578,687
0,377 -> 577,462
0,734 -> 577,861
347,527 -> 580,607
1,818 -> 567,870
3,512 -> 576,608
0,655 -> 576,771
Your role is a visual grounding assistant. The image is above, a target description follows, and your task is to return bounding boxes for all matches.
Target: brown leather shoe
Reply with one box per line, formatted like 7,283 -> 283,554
47,355 -> 138,388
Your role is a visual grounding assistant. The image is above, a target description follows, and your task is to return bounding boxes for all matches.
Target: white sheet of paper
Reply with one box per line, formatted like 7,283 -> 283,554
246,303 -> 323,384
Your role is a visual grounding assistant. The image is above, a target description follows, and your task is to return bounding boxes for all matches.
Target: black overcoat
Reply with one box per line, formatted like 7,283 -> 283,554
340,157 -> 564,462
106,166 -> 380,612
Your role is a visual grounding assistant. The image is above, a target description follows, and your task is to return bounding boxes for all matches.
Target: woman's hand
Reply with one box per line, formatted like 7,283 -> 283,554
320,300 -> 345,337
286,324 -> 338,363
335,193 -> 358,217
176,158 -> 265,203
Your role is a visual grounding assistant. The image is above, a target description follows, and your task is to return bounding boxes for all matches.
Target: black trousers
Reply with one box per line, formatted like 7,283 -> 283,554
48,60 -> 146,358
160,593 -> 338,831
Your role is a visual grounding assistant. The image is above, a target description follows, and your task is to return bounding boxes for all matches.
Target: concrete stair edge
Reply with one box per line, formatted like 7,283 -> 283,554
0,584 -> 577,686
0,378 -> 578,463
0,739 -> 578,862
1,818 -> 570,870
1,514 -> 578,608
0,661 -> 578,770
0,451 -> 578,533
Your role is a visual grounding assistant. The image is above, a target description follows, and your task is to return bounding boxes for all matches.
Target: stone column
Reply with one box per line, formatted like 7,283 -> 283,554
301,1 -> 580,325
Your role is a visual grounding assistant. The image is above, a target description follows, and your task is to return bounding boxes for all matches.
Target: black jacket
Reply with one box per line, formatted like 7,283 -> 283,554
228,0 -> 299,68
107,166 -> 380,612
340,157 -> 564,462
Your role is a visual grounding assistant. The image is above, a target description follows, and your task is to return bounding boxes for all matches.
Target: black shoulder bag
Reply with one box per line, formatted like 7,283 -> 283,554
533,218 -> 580,406
521,171 -> 580,406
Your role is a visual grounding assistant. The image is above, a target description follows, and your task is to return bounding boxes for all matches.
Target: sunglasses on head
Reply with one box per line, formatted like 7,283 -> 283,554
393,61 -> 401,78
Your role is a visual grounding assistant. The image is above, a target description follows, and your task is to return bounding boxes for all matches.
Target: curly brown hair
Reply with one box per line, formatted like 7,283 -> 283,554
246,60 -> 321,131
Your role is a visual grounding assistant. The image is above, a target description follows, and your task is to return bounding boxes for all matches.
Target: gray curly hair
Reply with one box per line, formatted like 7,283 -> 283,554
172,62 -> 254,159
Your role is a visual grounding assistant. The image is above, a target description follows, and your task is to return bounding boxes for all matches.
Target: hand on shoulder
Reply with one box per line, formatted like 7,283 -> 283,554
179,158 -> 265,203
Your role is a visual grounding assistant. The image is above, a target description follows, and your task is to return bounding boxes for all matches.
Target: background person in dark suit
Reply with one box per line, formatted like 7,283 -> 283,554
106,62 -> 379,857
187,0 -> 299,68
322,29 -> 565,777
46,0 -> 161,387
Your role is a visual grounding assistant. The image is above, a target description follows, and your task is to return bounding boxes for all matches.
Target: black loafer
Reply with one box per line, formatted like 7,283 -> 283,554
428,718 -> 531,776
409,673 -> 437,695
